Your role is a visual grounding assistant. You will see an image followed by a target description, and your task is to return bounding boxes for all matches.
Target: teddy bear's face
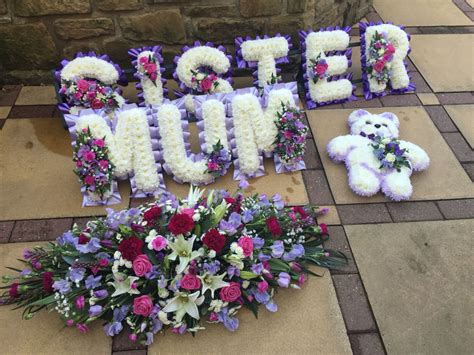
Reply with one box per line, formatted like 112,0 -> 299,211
349,111 -> 399,139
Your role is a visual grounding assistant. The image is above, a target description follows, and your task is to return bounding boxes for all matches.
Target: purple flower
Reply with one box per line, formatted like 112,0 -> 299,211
53,279 -> 71,294
89,305 -> 102,317
219,212 -> 241,236
203,260 -> 221,275
227,265 -> 240,278
270,240 -> 285,258
145,265 -> 160,280
272,194 -> 285,210
265,300 -> 278,312
151,319 -> 163,333
282,244 -> 305,262
69,267 -> 86,283
20,269 -> 31,276
93,289 -> 108,299
251,262 -> 264,275
253,289 -> 270,304
277,272 -> 291,288
23,249 -> 33,259
74,237 -> 101,254
85,275 -> 102,289
258,194 -> 270,207
57,231 -> 75,246
252,237 -> 264,250
145,332 -> 154,346
242,209 -> 255,223
113,305 -> 129,322
238,179 -> 249,190
104,322 -> 122,336
258,252 -> 271,262
217,308 -> 239,332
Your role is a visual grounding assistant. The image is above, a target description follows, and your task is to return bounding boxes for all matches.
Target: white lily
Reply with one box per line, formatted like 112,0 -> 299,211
185,186 -> 205,207
107,272 -> 140,297
168,235 -> 201,274
199,272 -> 229,297
162,291 -> 204,322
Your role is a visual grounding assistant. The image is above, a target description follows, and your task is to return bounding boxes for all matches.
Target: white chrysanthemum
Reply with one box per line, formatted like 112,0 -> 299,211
201,99 -> 229,152
61,57 -> 119,84
137,50 -> 164,106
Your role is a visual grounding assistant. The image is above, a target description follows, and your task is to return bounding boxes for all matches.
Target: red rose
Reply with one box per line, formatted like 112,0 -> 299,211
202,229 -> 226,254
42,272 -> 54,294
319,223 -> 328,235
168,213 -> 195,235
224,197 -> 241,213
132,254 -> 152,277
133,295 -> 153,317
180,273 -> 201,290
219,282 -> 241,302
78,233 -> 89,245
143,206 -> 162,224
118,236 -> 144,261
91,98 -> 104,109
315,62 -> 328,76
9,282 -> 19,298
266,216 -> 282,236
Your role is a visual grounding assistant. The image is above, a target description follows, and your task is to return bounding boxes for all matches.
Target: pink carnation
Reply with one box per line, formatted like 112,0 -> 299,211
151,236 -> 167,251
139,56 -> 149,65
77,79 -> 90,92
373,60 -> 385,73
238,236 -> 254,257
83,150 -> 96,162
99,160 -> 109,170
84,175 -> 95,185
93,139 -> 105,147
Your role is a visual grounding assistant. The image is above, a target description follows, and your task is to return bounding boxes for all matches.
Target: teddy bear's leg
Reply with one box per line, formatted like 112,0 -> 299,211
348,165 -> 380,197
381,170 -> 413,201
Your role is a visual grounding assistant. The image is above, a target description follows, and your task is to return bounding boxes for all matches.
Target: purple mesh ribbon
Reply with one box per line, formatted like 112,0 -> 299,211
359,22 -> 415,100
234,34 -> 292,87
274,156 -> 306,174
172,41 -> 233,95
64,108 -> 122,206
299,27 -> 356,109
224,88 -> 266,180
128,46 -> 168,107
55,52 -> 127,114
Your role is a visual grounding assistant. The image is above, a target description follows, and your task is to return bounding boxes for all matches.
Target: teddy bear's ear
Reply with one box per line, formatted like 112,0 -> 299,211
379,112 -> 400,127
348,109 -> 370,125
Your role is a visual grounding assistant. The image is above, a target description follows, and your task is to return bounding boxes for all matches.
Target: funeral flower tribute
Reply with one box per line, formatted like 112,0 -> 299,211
1,186 -> 345,345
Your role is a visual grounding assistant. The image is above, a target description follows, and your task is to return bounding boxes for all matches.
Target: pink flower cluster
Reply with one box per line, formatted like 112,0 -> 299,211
190,69 -> 220,94
60,79 -> 118,110
138,55 -> 159,82
367,31 -> 396,83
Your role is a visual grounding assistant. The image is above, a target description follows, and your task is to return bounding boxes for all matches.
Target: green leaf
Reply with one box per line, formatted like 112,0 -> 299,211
268,259 -> 290,272
25,294 -> 56,307
239,271 -> 259,280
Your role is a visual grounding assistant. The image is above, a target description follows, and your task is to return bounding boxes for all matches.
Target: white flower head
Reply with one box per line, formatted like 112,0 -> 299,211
162,291 -> 205,322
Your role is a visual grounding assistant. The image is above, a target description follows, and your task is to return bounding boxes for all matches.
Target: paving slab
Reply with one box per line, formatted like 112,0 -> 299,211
373,0 -> 472,26
345,219 -> 474,355
409,35 -> 474,92
0,242 -> 112,354
416,93 -> 439,106
307,107 -> 474,204
444,104 -> 474,149
0,118 -> 130,221
316,205 -> 341,225
0,106 -> 11,119
148,271 -> 351,355
15,86 -> 57,106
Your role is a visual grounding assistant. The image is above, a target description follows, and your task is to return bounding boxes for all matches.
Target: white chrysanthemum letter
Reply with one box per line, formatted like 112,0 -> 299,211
303,29 -> 353,106
361,23 -> 411,97
239,36 -> 289,87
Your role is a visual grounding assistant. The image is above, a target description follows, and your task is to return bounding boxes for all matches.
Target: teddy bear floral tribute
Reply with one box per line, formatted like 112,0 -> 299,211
1,186 -> 345,345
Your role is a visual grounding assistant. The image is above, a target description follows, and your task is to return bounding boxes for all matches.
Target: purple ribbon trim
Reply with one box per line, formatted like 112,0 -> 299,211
81,179 -> 122,207
274,156 -> 306,173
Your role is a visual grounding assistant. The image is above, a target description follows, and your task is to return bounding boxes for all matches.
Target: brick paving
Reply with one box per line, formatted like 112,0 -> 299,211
0,2 -> 472,354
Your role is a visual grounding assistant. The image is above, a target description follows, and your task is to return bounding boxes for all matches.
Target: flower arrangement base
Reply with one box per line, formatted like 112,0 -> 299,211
82,181 -> 122,207
1,186 -> 345,346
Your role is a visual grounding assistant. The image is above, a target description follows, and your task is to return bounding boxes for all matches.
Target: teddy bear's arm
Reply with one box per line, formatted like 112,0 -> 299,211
327,135 -> 368,162
399,141 -> 430,171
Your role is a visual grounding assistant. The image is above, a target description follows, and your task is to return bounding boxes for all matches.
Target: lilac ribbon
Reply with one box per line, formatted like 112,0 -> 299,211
81,181 -> 122,207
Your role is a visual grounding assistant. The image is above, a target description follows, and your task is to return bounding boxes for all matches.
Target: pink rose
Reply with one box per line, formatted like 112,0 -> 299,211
99,160 -> 109,170
180,208 -> 195,218
75,295 -> 85,309
144,63 -> 157,74
151,236 -> 167,251
257,280 -> 269,293
150,72 -> 157,81
219,282 -> 241,302
139,56 -> 149,65
180,273 -> 201,290
200,77 -> 213,92
207,162 -> 218,170
77,79 -> 90,92
315,62 -> 328,76
84,175 -> 95,185
133,254 -> 152,277
133,295 -> 153,316
74,91 -> 83,100
373,60 -> 385,73
383,54 -> 392,62
238,236 -> 254,257
91,98 -> 104,110
386,43 -> 395,54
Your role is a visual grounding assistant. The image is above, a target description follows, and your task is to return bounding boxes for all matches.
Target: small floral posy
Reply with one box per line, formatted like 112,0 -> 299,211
366,31 -> 396,84
73,127 -> 115,201
204,140 -> 232,178
190,69 -> 219,94
136,54 -> 159,85
371,135 -> 410,172
273,104 -> 309,166
59,78 -> 120,111
309,54 -> 329,84
1,186 -> 345,345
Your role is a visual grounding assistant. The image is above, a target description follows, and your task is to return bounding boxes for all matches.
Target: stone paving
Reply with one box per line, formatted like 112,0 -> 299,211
0,1 -> 473,354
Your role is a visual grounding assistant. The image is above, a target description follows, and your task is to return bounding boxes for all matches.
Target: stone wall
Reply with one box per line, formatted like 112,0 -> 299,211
0,0 -> 371,84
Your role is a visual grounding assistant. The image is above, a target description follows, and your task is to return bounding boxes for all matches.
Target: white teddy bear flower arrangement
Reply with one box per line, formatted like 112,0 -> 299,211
327,109 -> 430,201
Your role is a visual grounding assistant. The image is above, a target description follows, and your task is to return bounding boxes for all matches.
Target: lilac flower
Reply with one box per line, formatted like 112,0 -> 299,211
265,300 -> 278,312
217,308 -> 239,332
69,267 -> 86,283
270,240 -> 285,258
74,237 -> 101,254
85,275 -> 102,289
22,249 -> 33,259
227,265 -> 240,278
258,194 -> 270,207
93,289 -> 108,299
277,272 -> 291,288
203,260 -> 221,275
253,289 -> 270,304
282,244 -> 305,262
20,269 -> 31,276
89,305 -> 102,317
238,179 -> 249,190
251,263 -> 264,275
145,265 -> 160,280
145,332 -> 154,345
219,212 -> 241,236
57,231 -> 75,246
104,322 -> 122,337
151,319 -> 163,333
53,279 -> 71,294
242,209 -> 255,223
272,194 -> 285,210
113,305 -> 129,322
252,237 -> 264,250
258,252 -> 271,262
